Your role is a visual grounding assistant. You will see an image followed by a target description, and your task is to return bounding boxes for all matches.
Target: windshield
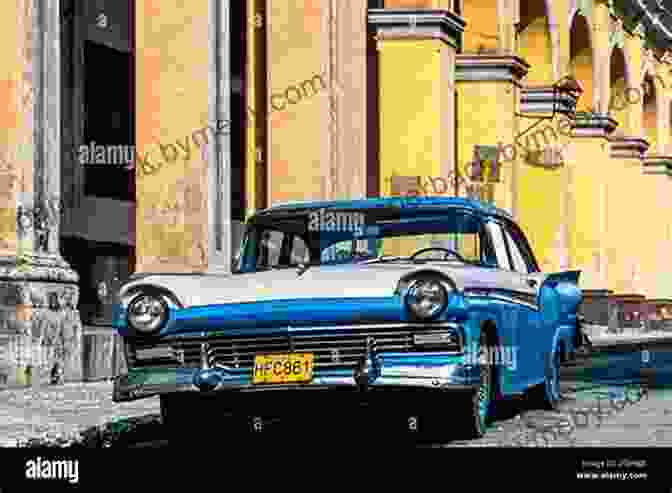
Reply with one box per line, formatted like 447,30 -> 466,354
236,208 -> 494,272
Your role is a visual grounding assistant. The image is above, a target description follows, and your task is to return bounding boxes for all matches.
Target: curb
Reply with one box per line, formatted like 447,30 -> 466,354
589,336 -> 672,354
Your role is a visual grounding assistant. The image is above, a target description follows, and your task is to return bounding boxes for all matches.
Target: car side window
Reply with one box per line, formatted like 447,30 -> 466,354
504,223 -> 538,273
290,235 -> 310,265
257,230 -> 284,268
503,228 -> 529,274
485,222 -> 511,270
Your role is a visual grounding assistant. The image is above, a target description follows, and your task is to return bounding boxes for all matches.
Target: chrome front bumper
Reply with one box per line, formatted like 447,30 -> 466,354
113,360 -> 479,402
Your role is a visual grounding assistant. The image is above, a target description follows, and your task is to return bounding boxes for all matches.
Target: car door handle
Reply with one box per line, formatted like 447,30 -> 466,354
526,278 -> 538,288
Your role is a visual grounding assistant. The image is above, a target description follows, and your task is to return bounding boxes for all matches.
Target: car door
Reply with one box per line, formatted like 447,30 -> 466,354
499,221 -> 546,385
485,220 -> 544,390
482,221 -> 526,391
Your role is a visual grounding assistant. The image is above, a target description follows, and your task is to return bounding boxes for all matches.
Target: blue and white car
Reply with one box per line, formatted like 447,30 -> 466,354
112,197 -> 588,441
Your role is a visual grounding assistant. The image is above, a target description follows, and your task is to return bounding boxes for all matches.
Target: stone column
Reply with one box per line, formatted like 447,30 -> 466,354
516,86 -> 580,272
608,136 -> 649,294
567,113 -> 617,290
0,0 -> 82,387
456,56 -> 529,214
642,156 -> 672,299
368,9 -> 465,197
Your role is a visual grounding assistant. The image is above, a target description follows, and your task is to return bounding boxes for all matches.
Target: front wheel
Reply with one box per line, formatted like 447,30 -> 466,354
462,331 -> 497,439
161,395 -> 185,445
161,394 -> 209,445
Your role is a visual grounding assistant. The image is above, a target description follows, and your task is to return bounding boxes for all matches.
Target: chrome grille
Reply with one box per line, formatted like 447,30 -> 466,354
129,323 -> 462,371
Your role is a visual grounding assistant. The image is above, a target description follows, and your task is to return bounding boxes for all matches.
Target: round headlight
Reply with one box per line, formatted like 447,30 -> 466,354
127,294 -> 168,334
406,279 -> 450,319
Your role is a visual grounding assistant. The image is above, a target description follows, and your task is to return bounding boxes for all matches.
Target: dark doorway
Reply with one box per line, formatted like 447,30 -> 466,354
61,0 -> 135,327
83,40 -> 135,200
231,0 -> 247,222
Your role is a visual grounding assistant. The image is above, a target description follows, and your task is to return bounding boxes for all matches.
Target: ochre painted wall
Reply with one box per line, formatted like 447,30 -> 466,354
456,77 -> 518,212
378,40 -> 446,195
462,0 -> 498,54
135,0 -> 210,272
605,156 -> 642,293
267,0 -> 325,205
565,139 -> 610,290
517,160 -> 565,273
0,0 -> 28,257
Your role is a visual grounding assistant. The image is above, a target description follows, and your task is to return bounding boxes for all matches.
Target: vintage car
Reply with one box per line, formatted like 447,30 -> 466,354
112,197 -> 588,441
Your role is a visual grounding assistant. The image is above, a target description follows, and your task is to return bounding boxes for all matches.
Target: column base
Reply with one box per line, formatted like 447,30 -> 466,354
0,255 -> 82,387
580,289 -> 613,326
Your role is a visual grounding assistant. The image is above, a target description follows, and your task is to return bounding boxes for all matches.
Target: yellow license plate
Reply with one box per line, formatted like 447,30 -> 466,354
253,353 -> 314,384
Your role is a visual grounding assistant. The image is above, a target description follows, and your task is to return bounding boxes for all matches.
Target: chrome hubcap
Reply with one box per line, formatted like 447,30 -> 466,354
478,343 -> 490,420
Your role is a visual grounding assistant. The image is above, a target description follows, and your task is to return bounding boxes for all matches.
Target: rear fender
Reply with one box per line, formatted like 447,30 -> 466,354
538,270 -> 582,347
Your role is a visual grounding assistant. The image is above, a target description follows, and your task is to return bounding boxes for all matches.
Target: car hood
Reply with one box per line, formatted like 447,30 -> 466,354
120,262 -> 533,308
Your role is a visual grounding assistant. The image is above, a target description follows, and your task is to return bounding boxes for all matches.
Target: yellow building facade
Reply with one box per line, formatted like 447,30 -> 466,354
1,0 -> 672,384
239,0 -> 672,304
241,0 -> 672,305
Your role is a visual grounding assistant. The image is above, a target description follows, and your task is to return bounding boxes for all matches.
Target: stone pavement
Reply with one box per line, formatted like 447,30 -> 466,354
0,380 -> 159,447
568,387 -> 672,446
1,377 -> 646,448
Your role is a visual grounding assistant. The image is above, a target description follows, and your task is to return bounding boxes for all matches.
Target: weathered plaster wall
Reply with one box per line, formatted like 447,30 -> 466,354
266,0 -> 367,205
135,0 -> 210,272
0,0 -> 82,387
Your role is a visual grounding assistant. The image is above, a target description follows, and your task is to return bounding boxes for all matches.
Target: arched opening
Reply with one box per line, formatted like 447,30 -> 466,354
569,13 -> 594,112
643,74 -> 658,152
609,47 -> 629,134
517,0 -> 554,84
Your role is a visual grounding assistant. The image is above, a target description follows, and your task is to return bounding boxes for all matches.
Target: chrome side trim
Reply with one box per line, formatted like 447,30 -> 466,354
170,321 -> 463,337
464,288 -> 539,311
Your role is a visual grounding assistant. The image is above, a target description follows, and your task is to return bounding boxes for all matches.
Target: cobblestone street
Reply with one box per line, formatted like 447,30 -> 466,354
0,375 -> 657,448
0,381 -> 159,447
567,387 -> 672,446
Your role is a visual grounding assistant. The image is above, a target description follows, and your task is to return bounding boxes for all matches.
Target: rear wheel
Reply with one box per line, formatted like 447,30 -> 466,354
529,346 -> 562,410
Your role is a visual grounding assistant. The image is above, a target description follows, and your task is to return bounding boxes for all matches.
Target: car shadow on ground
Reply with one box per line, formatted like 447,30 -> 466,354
106,395 -> 548,448
16,388 -> 567,449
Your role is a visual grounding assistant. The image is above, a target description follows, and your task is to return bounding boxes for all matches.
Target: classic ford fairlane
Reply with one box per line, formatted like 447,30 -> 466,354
112,197 -> 589,441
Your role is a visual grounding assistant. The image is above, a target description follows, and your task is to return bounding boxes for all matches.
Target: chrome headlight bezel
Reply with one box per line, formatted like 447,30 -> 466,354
126,293 -> 170,335
405,278 -> 452,320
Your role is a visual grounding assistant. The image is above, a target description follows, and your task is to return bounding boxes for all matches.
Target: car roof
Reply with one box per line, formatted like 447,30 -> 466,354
253,196 -> 513,221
